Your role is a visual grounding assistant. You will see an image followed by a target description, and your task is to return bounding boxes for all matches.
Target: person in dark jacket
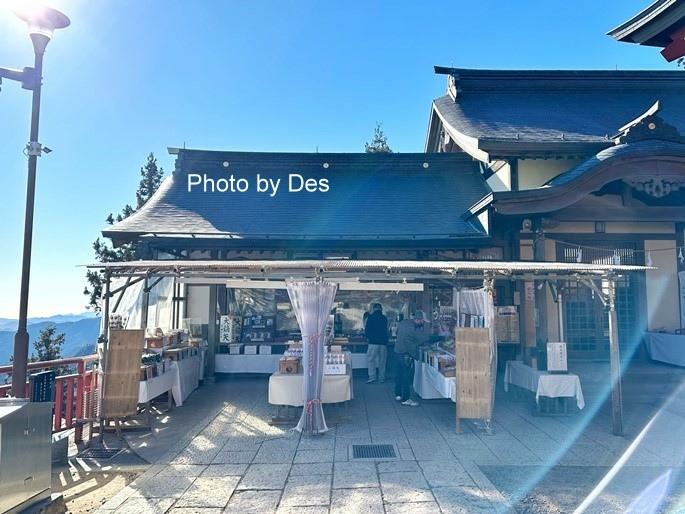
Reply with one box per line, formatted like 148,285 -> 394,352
393,310 -> 430,406
365,303 -> 389,383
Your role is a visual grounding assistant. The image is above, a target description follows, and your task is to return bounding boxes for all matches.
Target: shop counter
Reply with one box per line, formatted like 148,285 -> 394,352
413,360 -> 456,402
138,371 -> 173,405
138,371 -> 173,419
169,354 -> 201,406
504,360 -> 585,409
216,352 -> 366,374
215,354 -> 283,374
268,372 -> 353,407
643,332 -> 685,367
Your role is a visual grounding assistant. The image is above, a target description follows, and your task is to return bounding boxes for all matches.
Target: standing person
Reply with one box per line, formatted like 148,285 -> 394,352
393,310 -> 430,406
365,303 -> 389,383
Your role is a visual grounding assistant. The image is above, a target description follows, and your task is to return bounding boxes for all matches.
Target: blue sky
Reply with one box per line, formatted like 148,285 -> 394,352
0,0 -> 675,318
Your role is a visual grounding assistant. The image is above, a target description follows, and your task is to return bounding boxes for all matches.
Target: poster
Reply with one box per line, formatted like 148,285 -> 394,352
546,342 -> 568,373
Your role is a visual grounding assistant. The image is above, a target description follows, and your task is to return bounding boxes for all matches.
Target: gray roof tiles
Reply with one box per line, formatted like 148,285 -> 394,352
432,69 -> 685,147
104,152 -> 490,245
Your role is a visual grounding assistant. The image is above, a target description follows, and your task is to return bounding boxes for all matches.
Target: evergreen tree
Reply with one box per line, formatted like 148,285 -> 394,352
364,122 -> 393,153
30,326 -> 65,363
84,153 -> 164,311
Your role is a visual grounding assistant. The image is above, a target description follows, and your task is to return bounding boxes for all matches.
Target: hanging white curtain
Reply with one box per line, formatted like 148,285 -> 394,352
148,277 -> 174,331
286,279 -> 338,435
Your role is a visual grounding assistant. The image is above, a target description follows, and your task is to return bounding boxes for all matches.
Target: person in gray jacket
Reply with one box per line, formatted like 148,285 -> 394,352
393,310 -> 430,406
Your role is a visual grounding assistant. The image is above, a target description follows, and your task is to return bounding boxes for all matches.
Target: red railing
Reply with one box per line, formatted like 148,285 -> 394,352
0,355 -> 99,442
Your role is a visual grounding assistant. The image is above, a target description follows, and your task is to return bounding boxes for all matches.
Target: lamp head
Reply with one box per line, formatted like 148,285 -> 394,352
13,2 -> 70,53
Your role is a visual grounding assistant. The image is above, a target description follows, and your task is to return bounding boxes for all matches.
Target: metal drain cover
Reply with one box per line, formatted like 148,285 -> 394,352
76,448 -> 124,460
350,444 -> 398,460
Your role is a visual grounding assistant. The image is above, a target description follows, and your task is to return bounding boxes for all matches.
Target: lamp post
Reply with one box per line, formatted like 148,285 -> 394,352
0,4 -> 70,398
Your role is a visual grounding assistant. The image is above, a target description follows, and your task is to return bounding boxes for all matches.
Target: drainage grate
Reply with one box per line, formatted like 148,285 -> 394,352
76,448 -> 124,460
351,444 -> 397,460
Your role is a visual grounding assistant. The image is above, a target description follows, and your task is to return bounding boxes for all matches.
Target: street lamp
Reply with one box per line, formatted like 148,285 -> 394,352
0,3 -> 70,398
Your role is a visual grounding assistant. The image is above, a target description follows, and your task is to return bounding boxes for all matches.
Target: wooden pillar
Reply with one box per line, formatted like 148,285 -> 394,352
533,229 -> 548,367
676,222 -> 685,328
141,276 -> 150,331
608,274 -> 624,436
205,284 -> 218,384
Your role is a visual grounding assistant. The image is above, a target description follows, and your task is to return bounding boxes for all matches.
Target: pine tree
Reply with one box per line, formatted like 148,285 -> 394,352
29,326 -> 72,375
31,326 -> 65,362
364,122 -> 393,153
84,153 -> 164,311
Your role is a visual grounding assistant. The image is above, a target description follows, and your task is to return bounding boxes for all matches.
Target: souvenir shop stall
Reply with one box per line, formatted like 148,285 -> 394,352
96,275 -> 205,435
90,259 -> 648,436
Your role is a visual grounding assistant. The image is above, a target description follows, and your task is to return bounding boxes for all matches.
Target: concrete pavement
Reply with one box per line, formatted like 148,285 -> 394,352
77,363 -> 685,513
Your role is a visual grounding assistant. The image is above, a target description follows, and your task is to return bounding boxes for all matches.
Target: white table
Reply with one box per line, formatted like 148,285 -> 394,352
138,371 -> 173,404
413,360 -> 456,402
169,355 -> 201,406
504,360 -> 585,409
268,373 -> 353,406
643,332 -> 685,367
215,354 -> 283,373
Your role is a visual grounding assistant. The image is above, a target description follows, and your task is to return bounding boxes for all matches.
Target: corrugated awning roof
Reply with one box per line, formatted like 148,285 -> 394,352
86,259 -> 652,282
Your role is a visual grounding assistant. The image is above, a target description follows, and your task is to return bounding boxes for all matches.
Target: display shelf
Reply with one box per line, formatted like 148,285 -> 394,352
214,339 -> 370,373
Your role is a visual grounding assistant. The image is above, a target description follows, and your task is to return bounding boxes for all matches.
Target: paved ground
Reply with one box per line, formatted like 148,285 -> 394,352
60,362 -> 685,513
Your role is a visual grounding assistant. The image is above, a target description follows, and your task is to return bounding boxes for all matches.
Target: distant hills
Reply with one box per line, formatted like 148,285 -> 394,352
0,312 -> 101,366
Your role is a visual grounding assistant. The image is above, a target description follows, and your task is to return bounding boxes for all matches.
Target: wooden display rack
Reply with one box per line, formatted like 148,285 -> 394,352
99,329 -> 147,438
455,327 -> 494,434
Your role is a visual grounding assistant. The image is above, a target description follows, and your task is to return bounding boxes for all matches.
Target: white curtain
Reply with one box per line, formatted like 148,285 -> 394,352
103,277 -> 175,334
147,277 -> 174,331
286,279 -> 338,434
108,277 -> 145,329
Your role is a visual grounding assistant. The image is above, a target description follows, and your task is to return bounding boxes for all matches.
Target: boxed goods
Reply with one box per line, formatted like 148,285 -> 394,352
259,345 -> 272,355
146,337 -> 165,349
244,345 -> 257,355
279,357 -> 300,374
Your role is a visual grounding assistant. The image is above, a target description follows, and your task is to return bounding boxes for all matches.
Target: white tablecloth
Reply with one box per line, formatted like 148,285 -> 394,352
504,360 -> 585,409
169,355 -> 201,406
413,360 -> 456,402
643,332 -> 685,367
215,354 -> 283,373
138,371 -> 174,404
268,373 -> 353,406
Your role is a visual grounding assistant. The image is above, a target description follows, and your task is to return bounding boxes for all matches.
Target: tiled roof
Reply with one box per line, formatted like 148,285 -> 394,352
432,68 -> 685,151
546,139 -> 685,187
607,0 -> 685,48
481,139 -> 685,215
103,151 -> 490,246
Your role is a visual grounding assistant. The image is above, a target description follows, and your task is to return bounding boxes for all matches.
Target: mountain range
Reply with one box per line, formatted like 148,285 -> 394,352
0,313 -> 101,366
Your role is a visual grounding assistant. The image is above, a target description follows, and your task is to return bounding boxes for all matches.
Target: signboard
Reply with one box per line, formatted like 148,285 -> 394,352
219,315 -> 241,343
241,315 -> 276,343
546,342 -> 568,373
